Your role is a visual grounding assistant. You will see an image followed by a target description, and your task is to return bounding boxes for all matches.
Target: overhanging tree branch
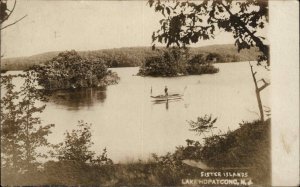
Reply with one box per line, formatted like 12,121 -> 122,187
149,0 -> 269,64
219,1 -> 269,64
1,0 -> 17,24
1,14 -> 26,30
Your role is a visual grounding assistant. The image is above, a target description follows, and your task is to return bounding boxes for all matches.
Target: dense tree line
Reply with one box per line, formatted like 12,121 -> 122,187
1,45 -> 261,71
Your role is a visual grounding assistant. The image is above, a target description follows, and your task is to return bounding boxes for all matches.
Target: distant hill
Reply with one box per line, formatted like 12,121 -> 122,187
1,44 -> 261,71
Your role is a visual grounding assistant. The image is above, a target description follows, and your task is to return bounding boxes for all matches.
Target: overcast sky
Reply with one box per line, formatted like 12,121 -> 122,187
2,0 -> 235,58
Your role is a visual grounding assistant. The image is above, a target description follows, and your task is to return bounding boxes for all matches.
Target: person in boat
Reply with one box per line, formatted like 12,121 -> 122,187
164,86 -> 168,96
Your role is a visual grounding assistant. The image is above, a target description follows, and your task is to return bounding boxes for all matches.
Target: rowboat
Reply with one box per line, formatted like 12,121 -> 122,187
151,94 -> 183,101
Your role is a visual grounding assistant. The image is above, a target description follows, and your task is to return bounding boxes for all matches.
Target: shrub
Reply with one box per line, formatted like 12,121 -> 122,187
186,54 -> 219,75
135,118 -> 271,186
178,118 -> 271,186
44,121 -> 114,185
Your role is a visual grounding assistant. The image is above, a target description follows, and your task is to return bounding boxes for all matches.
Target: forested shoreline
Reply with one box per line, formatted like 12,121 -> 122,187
1,44 -> 261,71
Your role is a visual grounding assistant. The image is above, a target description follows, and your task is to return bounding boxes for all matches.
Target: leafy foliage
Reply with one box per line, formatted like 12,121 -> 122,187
186,54 -> 219,75
55,120 -> 112,165
1,75 -> 23,178
45,121 -> 114,185
1,73 -> 54,185
0,0 -> 9,24
201,119 -> 271,184
139,48 -> 219,76
1,114 -> 270,186
151,153 -> 186,185
42,159 -> 114,186
188,114 -> 218,136
31,50 -> 119,90
138,48 -> 188,76
55,121 -> 95,163
148,0 -> 269,64
18,72 -> 54,171
149,119 -> 271,186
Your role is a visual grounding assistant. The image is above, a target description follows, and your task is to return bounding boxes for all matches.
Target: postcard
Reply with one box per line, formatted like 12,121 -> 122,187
1,0 -> 299,186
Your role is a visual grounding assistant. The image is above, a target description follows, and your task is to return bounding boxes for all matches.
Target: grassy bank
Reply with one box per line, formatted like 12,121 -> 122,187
1,119 -> 270,186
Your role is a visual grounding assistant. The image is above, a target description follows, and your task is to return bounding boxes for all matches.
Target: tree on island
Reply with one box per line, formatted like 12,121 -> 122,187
31,50 -> 119,90
138,48 -> 188,76
148,0 -> 270,121
138,47 -> 219,76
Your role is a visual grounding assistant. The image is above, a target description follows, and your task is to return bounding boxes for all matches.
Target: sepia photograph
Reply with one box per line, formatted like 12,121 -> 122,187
0,0 -> 298,186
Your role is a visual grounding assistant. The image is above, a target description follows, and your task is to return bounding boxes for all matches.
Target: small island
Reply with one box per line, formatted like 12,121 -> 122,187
138,48 -> 219,77
31,50 -> 120,90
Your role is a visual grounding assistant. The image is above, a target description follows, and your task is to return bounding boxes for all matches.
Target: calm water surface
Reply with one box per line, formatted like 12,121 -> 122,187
5,62 -> 270,162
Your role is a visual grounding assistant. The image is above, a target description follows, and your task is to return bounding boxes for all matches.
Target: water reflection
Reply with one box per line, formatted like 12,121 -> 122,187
48,87 -> 107,110
152,98 -> 183,111
166,100 -> 169,110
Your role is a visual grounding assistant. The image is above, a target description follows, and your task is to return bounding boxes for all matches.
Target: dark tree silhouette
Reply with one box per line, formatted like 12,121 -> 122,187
148,0 -> 269,64
1,75 -> 23,180
0,0 -> 27,30
18,72 -> 54,172
1,73 -> 54,185
1,0 -> 27,59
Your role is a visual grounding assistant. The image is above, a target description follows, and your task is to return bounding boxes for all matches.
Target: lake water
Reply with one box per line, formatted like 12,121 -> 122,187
3,62 -> 270,162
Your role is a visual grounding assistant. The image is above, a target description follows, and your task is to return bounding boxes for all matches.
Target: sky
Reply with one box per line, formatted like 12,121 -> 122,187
2,0 -> 236,58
